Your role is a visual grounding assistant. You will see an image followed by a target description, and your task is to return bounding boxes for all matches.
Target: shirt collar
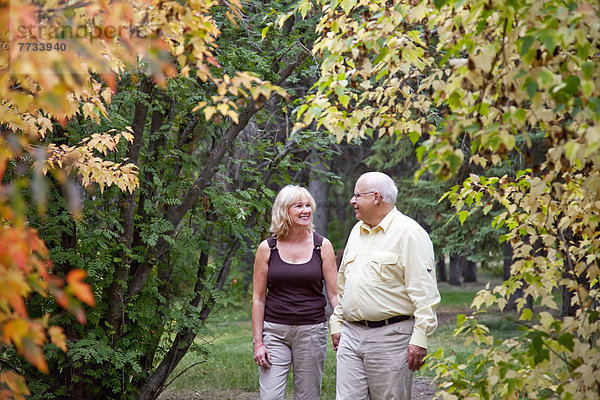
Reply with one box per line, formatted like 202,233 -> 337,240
359,207 -> 399,234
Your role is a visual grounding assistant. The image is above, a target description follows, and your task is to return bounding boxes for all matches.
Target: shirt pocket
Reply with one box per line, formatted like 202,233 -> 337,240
366,252 -> 400,285
341,252 -> 357,270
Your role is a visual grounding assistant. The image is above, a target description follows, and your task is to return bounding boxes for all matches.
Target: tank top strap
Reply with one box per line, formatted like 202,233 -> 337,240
266,236 -> 277,251
313,232 -> 323,262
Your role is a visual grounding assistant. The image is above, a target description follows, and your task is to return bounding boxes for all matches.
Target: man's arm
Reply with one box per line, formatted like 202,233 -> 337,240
404,226 -> 441,352
329,250 -> 348,351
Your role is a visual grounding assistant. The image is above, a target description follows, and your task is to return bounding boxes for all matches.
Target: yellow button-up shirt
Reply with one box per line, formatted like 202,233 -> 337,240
330,207 -> 440,349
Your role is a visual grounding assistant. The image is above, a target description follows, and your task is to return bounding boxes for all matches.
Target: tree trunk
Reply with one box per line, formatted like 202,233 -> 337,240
462,260 -> 477,283
126,51 -> 309,303
137,243 -> 239,400
558,229 -> 578,317
503,241 -> 518,311
308,150 -> 330,236
308,149 -> 332,316
449,253 -> 462,286
437,255 -> 447,282
106,76 -> 154,336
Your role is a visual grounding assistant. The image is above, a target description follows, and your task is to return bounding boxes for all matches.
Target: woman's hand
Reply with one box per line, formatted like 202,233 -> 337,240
253,343 -> 272,369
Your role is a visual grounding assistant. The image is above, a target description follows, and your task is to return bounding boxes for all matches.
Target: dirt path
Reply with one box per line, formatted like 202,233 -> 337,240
158,376 -> 436,399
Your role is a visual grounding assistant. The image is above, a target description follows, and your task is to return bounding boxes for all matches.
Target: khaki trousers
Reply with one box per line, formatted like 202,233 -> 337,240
336,319 -> 414,400
259,321 -> 328,400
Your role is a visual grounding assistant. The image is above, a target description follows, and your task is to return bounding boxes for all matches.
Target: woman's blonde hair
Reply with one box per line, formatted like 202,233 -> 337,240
269,185 -> 315,239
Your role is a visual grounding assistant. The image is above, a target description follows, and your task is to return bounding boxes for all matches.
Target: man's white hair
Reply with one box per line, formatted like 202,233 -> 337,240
360,172 -> 398,204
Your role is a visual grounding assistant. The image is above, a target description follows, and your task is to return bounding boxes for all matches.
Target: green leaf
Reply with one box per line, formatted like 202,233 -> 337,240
296,104 -> 308,119
339,95 -> 350,107
576,41 -> 591,61
340,0 -> 356,13
558,333 -> 575,351
563,75 -> 580,96
447,151 -> 463,173
298,0 -> 311,18
458,210 -> 469,225
433,0 -> 447,9
524,79 -> 538,99
514,108 -> 527,124
373,47 -> 389,65
538,70 -> 554,87
520,308 -> 532,321
539,29 -> 557,54
582,61 -> 594,79
416,145 -> 427,162
408,130 -> 420,145
519,35 -> 535,56
261,25 -> 270,40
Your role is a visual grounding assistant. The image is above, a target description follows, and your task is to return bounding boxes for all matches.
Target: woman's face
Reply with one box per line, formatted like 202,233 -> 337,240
288,197 -> 312,228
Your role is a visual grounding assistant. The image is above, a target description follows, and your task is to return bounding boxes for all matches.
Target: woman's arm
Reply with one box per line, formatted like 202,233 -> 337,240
251,240 -> 271,367
321,237 -> 339,312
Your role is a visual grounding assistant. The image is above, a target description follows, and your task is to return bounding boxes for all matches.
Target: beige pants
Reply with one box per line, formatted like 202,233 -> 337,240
259,321 -> 328,400
336,319 -> 414,400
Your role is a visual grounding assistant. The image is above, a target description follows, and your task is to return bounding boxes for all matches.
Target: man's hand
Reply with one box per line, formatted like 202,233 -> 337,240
406,344 -> 427,371
331,333 -> 341,351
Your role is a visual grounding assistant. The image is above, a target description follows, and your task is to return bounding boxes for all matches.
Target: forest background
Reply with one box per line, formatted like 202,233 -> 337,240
1,0 -> 598,399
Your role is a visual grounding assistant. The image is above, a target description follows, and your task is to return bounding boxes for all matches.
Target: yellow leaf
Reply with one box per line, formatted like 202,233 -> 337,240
204,106 -> 216,120
227,109 -> 239,124
101,88 -> 113,105
48,326 -> 67,352
216,103 -> 230,115
539,311 -> 554,328
82,103 -> 95,120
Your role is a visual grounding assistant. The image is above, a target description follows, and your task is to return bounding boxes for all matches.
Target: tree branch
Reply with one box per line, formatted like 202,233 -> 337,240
105,76 -> 153,338
126,51 -> 309,301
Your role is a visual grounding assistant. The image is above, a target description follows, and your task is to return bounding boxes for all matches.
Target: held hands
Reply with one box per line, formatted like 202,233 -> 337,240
406,344 -> 427,371
253,343 -> 272,369
331,333 -> 341,351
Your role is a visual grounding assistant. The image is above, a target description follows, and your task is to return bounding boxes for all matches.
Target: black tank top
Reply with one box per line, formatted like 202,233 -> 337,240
264,232 -> 327,325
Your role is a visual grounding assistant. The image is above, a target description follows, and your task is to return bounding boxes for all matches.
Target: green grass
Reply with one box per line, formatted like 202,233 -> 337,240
165,309 -> 259,393
165,277 -> 520,398
164,303 -> 338,398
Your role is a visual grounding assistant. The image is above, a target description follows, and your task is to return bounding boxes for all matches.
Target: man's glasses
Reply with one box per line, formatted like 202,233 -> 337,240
352,191 -> 375,199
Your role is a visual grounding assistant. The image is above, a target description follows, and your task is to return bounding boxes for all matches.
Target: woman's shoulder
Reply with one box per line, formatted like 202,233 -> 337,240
314,232 -> 333,249
257,239 -> 273,252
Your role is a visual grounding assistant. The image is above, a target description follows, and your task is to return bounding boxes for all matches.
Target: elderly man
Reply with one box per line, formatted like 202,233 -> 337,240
330,172 -> 441,400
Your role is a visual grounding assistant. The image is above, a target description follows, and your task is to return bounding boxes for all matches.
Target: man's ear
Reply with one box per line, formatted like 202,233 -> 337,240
373,192 -> 381,205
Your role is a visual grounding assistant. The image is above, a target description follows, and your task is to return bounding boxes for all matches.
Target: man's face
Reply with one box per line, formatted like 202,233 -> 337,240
350,178 -> 376,222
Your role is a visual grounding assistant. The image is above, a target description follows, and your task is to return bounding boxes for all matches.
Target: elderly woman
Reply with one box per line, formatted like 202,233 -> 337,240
252,185 -> 338,400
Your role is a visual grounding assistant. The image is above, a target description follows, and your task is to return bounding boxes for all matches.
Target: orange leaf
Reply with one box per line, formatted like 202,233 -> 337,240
21,337 -> 48,374
0,371 -> 30,399
71,307 -> 87,325
7,291 -> 28,318
66,269 -> 95,306
52,290 -> 68,309
48,326 -> 67,352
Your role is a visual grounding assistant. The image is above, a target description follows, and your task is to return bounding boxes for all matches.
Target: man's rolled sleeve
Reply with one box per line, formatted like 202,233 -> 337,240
404,227 -> 441,349
329,303 -> 344,335
328,258 -> 347,335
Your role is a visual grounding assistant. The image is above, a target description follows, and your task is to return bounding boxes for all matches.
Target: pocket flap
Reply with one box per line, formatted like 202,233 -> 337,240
342,252 -> 357,265
371,252 -> 399,265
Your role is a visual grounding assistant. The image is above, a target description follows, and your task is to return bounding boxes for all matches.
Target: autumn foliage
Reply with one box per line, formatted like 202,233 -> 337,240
0,0 -> 298,396
297,0 -> 600,398
0,152 -> 95,399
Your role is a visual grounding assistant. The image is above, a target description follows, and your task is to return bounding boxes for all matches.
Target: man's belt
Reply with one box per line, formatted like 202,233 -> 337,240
350,315 -> 413,328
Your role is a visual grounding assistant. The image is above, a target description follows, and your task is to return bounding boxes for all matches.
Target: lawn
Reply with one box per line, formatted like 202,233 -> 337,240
160,275 -> 520,399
